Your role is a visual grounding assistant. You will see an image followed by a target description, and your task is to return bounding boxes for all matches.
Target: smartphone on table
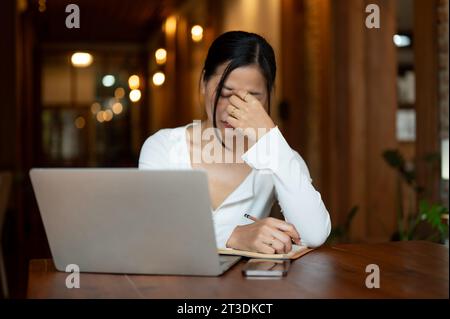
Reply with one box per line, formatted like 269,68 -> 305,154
242,259 -> 290,277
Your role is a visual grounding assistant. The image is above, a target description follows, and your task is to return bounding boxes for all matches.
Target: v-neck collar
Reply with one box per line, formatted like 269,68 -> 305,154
213,170 -> 255,212
181,122 -> 255,213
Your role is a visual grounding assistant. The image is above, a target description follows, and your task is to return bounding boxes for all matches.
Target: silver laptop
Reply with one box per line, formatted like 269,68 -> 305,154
29,168 -> 241,276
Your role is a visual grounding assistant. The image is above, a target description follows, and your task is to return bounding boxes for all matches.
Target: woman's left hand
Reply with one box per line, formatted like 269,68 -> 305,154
224,90 -> 275,144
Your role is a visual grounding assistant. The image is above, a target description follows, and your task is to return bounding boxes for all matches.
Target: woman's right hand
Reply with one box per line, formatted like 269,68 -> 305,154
225,217 -> 301,254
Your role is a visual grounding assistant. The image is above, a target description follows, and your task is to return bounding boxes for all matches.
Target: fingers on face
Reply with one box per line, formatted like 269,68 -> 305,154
236,89 -> 259,105
229,94 -> 247,110
235,90 -> 250,102
226,104 -> 239,119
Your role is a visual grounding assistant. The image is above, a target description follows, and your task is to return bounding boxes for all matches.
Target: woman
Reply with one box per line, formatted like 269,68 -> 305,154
139,31 -> 331,254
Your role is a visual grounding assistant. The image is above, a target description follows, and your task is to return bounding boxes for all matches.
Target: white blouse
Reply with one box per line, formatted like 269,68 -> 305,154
138,122 -> 331,249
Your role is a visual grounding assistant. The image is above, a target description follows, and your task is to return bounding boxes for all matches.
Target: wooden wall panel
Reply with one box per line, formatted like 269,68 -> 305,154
0,0 -> 41,297
329,0 -> 368,234
282,0 -> 398,241
414,0 -> 441,203
364,0 -> 398,239
280,0 -> 307,155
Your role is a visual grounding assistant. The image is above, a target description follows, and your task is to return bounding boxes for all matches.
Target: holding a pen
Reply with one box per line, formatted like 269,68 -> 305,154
226,213 -> 302,254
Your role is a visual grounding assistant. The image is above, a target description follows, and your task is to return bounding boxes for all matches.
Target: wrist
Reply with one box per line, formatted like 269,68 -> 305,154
225,225 -> 242,248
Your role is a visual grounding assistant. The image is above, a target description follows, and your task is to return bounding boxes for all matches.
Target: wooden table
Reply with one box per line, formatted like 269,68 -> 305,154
27,241 -> 448,298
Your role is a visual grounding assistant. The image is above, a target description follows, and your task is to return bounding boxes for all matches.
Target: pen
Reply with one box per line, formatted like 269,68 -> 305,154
243,213 -> 300,245
243,213 -> 259,222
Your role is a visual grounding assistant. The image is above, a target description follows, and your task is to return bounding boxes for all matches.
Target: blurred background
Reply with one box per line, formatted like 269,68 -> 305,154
0,0 -> 448,298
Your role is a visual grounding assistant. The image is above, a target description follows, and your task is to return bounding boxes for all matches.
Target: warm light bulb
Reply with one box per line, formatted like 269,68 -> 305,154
165,16 -> 177,35
90,102 -> 101,114
112,102 -> 123,115
191,25 -> 203,42
74,116 -> 85,129
96,111 -> 105,123
71,52 -> 93,67
103,109 -> 113,122
129,89 -> 141,102
114,87 -> 125,99
152,72 -> 165,86
155,48 -> 167,65
128,75 -> 140,89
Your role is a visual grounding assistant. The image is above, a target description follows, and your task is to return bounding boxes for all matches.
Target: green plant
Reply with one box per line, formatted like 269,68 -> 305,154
327,206 -> 359,244
382,149 -> 448,243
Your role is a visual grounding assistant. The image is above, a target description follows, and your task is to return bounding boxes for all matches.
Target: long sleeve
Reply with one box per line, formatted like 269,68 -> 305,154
138,128 -> 189,169
214,223 -> 238,249
138,130 -> 169,169
241,126 -> 331,248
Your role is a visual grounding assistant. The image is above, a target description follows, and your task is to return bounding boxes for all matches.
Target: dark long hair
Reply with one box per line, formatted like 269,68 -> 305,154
202,31 -> 277,131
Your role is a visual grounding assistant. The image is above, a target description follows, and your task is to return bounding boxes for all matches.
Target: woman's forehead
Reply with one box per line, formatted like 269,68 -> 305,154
212,64 -> 266,93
